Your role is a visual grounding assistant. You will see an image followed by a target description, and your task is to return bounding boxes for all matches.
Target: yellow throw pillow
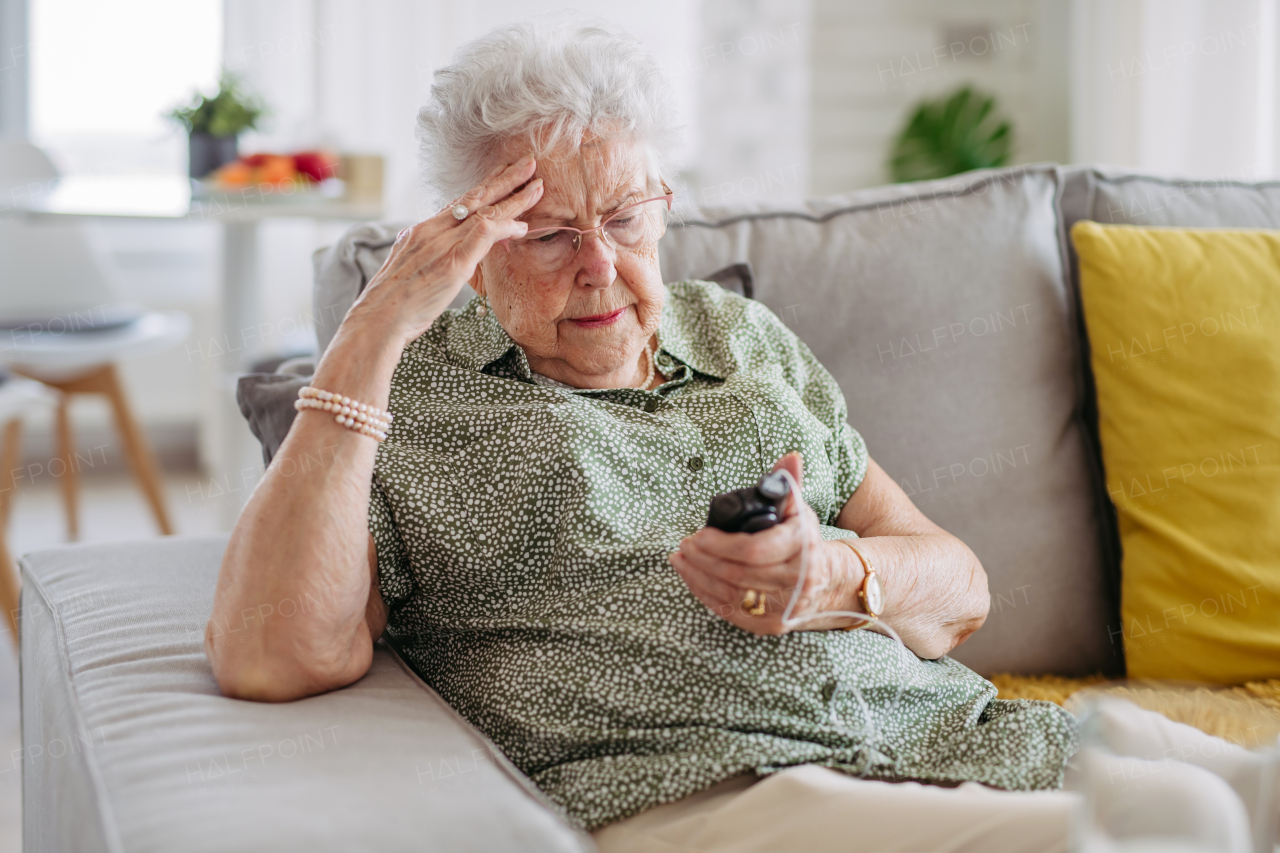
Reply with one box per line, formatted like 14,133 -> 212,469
1072,221 -> 1280,684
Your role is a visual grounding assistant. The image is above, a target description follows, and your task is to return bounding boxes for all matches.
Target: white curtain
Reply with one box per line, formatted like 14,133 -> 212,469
1071,0 -> 1280,179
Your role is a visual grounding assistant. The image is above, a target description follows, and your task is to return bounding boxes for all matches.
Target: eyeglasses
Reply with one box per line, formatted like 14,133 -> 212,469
507,192 -> 674,273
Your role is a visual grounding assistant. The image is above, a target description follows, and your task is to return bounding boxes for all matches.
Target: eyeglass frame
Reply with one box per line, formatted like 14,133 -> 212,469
509,189 -> 675,264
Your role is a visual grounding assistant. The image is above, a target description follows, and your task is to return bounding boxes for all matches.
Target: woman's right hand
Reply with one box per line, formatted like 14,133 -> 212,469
348,153 -> 544,345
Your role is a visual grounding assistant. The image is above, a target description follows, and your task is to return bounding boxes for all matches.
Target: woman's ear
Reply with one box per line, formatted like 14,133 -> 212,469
470,260 -> 487,298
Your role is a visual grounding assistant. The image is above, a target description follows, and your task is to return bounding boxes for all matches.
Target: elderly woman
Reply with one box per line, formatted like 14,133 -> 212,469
208,19 -> 1269,853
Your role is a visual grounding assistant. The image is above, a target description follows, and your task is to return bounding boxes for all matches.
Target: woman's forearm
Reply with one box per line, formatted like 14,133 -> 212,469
820,459 -> 989,659
209,163 -> 542,701
206,314 -> 405,701
824,532 -> 988,659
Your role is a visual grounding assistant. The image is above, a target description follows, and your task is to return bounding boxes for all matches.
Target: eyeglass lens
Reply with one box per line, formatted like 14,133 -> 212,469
512,196 -> 669,272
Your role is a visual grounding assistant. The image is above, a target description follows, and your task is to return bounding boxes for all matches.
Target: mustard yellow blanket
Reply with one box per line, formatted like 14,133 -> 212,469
993,674 -> 1280,748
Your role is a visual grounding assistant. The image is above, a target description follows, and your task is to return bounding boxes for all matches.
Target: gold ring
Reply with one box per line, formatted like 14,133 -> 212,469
741,589 -> 767,617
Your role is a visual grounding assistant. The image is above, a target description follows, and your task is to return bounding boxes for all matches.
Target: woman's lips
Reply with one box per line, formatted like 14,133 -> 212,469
568,307 -> 627,328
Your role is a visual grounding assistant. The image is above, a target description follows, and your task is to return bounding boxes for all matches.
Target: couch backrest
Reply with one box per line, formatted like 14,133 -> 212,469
318,164 -> 1280,678
659,166 -> 1119,677
312,165 -> 1126,677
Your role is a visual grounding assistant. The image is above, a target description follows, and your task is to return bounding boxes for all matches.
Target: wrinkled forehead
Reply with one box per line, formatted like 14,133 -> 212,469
505,131 -> 651,217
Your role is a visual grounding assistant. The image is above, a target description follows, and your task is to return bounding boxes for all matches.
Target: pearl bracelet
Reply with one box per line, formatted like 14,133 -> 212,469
294,385 -> 393,441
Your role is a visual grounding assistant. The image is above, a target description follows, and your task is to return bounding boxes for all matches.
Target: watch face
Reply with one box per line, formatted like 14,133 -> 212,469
864,574 -> 884,616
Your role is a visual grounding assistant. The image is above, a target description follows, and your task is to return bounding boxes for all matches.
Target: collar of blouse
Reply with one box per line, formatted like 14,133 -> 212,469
442,286 -> 733,385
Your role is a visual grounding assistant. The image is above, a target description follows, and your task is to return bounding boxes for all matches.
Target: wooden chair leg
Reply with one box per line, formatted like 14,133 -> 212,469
54,397 -> 80,541
0,533 -> 20,648
0,418 -> 20,527
13,362 -> 176,537
98,365 -> 174,535
0,420 -> 24,646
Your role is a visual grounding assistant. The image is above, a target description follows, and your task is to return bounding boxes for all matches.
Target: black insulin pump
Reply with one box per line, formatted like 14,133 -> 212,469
706,472 -> 791,533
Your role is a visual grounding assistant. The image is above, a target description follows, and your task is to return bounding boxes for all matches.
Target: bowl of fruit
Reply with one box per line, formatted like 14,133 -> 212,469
195,150 -> 341,201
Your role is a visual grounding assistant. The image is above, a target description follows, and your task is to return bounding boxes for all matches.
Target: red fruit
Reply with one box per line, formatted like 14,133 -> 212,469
293,151 -> 337,183
241,153 -> 271,167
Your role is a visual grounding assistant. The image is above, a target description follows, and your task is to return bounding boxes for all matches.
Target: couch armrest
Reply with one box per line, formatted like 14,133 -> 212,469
19,535 -> 591,852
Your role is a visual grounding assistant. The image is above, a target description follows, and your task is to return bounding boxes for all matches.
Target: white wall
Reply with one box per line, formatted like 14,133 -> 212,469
682,0 -> 812,208
1071,0 -> 1280,179
808,0 -> 1070,194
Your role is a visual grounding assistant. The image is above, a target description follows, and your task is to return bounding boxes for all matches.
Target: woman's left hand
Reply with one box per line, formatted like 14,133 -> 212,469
669,452 -> 858,635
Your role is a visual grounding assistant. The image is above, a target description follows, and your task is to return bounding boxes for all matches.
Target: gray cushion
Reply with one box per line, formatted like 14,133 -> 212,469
312,223 -> 406,356
659,166 -> 1119,677
19,536 -> 591,853
236,373 -> 308,465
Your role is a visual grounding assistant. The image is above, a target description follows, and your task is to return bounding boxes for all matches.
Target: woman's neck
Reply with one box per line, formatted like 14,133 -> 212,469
530,335 -> 662,390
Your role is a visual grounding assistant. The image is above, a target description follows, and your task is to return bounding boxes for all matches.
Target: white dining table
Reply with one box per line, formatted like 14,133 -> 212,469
4,174 -> 385,528
8,174 -> 383,368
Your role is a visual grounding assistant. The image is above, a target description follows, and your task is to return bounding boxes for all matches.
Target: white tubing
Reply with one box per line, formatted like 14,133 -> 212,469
769,467 -> 914,750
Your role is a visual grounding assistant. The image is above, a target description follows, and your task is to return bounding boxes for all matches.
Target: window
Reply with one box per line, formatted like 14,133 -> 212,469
30,0 -> 222,175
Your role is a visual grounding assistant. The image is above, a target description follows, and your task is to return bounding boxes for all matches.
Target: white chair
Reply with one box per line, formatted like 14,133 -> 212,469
0,374 -> 59,641
0,141 -> 190,538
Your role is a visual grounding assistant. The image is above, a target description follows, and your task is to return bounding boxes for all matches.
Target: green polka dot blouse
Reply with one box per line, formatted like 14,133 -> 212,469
368,280 -> 1079,831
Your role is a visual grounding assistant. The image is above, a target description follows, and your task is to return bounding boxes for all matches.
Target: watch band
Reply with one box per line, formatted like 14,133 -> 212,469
835,538 -> 880,632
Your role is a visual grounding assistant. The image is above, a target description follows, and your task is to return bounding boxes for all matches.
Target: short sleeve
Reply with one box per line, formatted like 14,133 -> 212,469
829,414 -> 869,511
368,473 -> 416,612
799,345 -> 869,514
757,306 -> 869,518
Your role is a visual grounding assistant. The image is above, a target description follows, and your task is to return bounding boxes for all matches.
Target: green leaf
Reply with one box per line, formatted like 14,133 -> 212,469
165,71 -> 265,137
888,86 -> 1013,183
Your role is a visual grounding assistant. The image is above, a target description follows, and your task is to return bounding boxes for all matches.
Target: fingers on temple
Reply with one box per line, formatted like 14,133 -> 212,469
486,177 -> 543,221
456,214 -> 528,257
460,156 -> 538,210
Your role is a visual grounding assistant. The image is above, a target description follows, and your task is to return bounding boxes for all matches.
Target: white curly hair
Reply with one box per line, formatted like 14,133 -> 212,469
416,14 -> 682,208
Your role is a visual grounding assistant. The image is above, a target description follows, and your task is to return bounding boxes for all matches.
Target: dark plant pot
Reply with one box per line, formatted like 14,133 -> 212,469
188,132 -> 238,179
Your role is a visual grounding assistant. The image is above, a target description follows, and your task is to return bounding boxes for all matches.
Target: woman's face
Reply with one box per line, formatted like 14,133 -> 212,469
475,135 -> 666,388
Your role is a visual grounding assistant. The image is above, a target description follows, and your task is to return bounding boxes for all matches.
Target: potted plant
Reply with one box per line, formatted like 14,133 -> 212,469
888,86 -> 1012,183
167,73 -> 265,179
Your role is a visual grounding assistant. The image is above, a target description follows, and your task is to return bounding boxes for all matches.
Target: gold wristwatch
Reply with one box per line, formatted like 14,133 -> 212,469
836,539 -> 883,631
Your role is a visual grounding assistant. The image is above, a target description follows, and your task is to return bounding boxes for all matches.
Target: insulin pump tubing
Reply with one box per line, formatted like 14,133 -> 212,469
762,469 -> 913,740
